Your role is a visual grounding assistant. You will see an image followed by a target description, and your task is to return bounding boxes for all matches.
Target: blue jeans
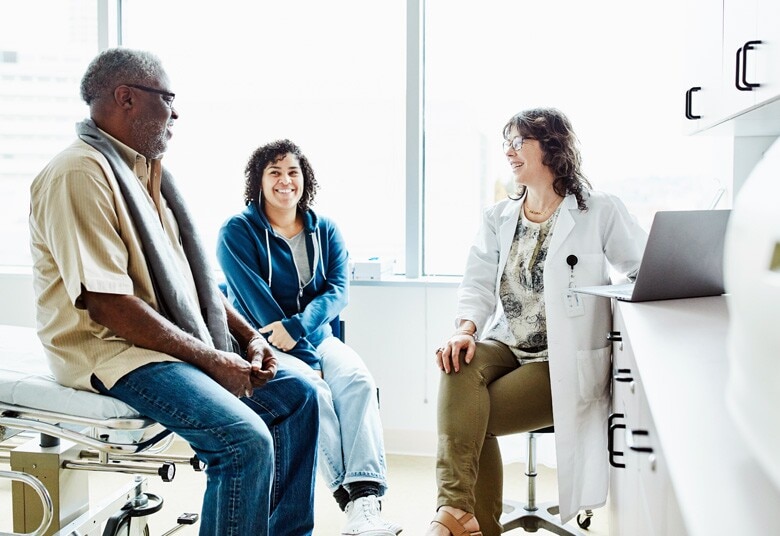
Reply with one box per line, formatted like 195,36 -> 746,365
92,361 -> 318,536
275,336 -> 388,495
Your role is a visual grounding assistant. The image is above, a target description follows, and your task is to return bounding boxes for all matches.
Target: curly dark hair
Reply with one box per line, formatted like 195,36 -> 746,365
503,107 -> 592,211
243,139 -> 319,212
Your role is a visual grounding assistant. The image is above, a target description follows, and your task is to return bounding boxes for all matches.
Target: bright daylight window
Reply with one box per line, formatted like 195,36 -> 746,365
0,0 -> 97,266
121,0 -> 406,271
423,0 -> 731,275
0,1 -> 731,277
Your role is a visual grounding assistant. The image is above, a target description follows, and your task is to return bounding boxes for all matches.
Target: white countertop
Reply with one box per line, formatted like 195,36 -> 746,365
617,296 -> 780,535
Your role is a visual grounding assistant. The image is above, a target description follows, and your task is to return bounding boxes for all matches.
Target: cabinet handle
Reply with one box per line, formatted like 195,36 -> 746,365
685,86 -> 701,120
626,429 -> 654,453
736,40 -> 762,91
606,331 -> 622,342
613,368 -> 633,382
608,413 -> 626,468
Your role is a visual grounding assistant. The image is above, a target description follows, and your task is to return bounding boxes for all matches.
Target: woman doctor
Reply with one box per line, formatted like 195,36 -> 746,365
427,108 -> 647,536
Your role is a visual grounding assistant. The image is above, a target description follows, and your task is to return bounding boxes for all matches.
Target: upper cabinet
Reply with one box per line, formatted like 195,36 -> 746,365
683,0 -> 723,132
684,0 -> 780,135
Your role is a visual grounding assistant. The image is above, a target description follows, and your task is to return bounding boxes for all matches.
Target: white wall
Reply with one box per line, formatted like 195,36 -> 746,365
341,281 -> 459,456
0,268 -> 36,328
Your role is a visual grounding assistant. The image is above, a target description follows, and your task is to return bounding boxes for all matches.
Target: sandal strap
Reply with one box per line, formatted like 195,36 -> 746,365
430,510 -> 483,536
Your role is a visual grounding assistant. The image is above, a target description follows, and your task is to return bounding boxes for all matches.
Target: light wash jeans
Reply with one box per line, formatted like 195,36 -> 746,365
92,361 -> 319,536
275,336 -> 388,495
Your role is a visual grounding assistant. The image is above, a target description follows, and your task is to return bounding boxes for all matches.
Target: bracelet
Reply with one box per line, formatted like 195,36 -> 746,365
455,330 -> 478,341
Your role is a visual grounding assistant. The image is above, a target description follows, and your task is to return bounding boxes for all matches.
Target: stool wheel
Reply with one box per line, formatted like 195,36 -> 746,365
577,510 -> 593,530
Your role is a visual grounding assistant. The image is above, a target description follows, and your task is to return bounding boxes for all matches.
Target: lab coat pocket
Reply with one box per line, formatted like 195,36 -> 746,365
577,346 -> 612,402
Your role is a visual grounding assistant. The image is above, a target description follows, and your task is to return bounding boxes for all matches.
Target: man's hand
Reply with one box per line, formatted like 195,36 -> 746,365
259,321 -> 297,352
207,350 -> 256,398
246,336 -> 277,388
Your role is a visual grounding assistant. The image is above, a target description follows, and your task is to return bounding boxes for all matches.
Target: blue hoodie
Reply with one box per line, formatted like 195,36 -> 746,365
216,202 -> 349,369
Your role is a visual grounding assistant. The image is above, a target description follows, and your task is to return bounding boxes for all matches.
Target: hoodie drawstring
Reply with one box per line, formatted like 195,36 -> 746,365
265,228 -> 273,288
316,226 -> 327,281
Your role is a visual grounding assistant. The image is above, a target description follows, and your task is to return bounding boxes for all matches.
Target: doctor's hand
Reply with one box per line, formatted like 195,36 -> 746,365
259,321 -> 297,352
435,333 -> 476,374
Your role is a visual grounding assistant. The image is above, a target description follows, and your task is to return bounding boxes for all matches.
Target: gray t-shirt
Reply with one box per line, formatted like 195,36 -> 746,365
280,230 -> 312,285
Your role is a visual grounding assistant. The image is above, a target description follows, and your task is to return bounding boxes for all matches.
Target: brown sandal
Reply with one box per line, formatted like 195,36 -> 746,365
430,509 -> 483,536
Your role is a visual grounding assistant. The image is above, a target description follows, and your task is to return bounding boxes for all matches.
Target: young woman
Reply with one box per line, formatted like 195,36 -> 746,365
217,139 -> 401,536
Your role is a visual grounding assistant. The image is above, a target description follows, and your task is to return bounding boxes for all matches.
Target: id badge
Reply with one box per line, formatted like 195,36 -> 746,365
563,289 -> 585,317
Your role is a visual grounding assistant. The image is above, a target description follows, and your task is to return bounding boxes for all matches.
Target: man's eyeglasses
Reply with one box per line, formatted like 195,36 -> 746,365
502,136 -> 534,152
124,83 -> 176,108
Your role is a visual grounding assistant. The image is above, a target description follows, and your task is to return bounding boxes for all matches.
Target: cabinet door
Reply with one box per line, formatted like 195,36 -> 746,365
633,388 -> 670,536
682,0 -> 724,132
754,0 -> 780,106
721,0 -> 760,116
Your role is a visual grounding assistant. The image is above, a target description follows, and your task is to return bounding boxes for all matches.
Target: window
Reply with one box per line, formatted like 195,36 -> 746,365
0,0 -> 731,277
0,0 -> 97,266
121,0 -> 406,270
423,0 -> 730,275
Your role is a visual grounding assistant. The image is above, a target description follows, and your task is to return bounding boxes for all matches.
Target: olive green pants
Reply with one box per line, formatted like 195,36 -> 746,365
436,340 -> 553,536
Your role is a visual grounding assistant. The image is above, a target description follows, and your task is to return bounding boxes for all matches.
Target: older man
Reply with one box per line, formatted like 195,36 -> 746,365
28,47 -> 319,536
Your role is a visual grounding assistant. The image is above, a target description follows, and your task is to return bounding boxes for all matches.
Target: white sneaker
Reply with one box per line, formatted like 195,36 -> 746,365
342,495 -> 403,535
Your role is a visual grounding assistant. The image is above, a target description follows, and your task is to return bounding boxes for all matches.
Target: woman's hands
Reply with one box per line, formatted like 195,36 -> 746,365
435,322 -> 478,373
259,321 -> 297,351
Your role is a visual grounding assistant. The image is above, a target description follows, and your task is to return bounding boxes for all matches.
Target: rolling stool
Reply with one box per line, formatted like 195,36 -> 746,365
500,427 -> 593,534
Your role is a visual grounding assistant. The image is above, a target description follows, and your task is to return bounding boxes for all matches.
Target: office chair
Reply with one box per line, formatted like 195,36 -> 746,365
500,427 -> 592,534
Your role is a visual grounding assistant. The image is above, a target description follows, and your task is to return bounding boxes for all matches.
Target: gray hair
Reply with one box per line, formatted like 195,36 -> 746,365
80,48 -> 165,105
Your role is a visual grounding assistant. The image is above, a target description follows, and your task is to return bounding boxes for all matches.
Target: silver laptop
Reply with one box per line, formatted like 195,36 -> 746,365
573,209 -> 731,302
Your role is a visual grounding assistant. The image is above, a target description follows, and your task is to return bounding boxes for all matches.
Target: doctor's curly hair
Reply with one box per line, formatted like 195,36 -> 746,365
504,108 -> 592,211
243,139 -> 319,212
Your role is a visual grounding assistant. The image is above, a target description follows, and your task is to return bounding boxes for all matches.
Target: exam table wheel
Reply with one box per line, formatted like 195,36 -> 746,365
577,510 -> 593,530
111,517 -> 151,536
103,492 -> 163,536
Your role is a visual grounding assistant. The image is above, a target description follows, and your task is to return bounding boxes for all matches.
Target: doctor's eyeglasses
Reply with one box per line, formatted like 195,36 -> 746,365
502,136 -> 535,152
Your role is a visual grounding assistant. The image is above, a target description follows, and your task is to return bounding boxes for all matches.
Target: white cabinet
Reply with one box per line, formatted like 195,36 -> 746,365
607,297 -> 780,535
608,308 -> 686,536
682,0 -> 723,132
720,0 -> 759,117
684,0 -> 780,134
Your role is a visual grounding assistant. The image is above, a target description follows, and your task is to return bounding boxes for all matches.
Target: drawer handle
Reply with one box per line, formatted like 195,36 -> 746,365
608,413 -> 626,469
685,86 -> 701,120
613,368 -> 633,383
607,331 -> 622,342
736,40 -> 762,91
626,429 -> 654,453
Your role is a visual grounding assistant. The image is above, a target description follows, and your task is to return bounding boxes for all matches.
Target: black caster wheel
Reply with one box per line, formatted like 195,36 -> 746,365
577,511 -> 592,530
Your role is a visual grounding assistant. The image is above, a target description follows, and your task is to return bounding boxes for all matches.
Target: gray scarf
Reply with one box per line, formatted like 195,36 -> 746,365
76,119 -> 231,352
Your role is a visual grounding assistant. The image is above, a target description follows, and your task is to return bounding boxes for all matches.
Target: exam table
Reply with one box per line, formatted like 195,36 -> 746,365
0,325 -> 202,536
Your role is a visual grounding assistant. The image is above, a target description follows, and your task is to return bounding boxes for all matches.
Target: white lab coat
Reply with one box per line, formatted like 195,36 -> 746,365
457,191 -> 647,523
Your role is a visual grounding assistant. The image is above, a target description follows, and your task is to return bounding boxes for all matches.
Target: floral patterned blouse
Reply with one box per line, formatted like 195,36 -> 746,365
482,205 -> 561,363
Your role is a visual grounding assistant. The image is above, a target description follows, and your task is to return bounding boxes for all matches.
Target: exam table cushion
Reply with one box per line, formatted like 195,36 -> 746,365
0,325 -> 141,420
